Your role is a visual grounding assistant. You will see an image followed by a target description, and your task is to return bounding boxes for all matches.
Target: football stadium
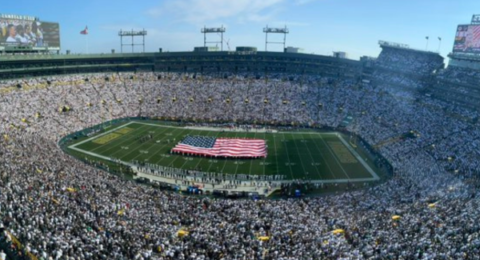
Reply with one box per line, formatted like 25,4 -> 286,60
67,121 -> 379,184
1,2 -> 480,259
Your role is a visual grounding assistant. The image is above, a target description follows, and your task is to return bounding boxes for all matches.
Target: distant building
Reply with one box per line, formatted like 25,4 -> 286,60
333,52 -> 348,59
194,46 -> 219,52
236,46 -> 257,52
284,47 -> 304,53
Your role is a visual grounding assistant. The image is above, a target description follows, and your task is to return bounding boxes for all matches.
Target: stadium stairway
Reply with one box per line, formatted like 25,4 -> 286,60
373,135 -> 403,149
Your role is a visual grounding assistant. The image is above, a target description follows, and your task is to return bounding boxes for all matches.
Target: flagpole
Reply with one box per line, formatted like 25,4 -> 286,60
437,37 -> 442,53
81,26 -> 89,54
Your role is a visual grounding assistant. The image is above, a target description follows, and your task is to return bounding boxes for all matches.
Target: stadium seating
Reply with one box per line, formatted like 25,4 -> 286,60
0,57 -> 479,259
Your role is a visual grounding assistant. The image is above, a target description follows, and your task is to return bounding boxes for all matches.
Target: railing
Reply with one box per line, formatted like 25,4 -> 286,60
0,53 -> 154,61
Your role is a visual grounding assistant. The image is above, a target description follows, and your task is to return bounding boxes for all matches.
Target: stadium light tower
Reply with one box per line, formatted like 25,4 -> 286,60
263,25 -> 289,51
201,26 -> 226,51
118,29 -> 148,53
472,14 -> 480,24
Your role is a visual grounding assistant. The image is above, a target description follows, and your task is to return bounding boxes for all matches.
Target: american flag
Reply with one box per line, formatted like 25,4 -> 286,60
470,25 -> 480,44
171,136 -> 267,158
80,26 -> 88,35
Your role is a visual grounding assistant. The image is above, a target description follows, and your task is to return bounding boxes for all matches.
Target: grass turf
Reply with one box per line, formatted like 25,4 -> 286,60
68,121 -> 379,182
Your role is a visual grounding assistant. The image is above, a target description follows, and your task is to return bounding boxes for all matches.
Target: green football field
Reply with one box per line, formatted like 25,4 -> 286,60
68,121 -> 380,183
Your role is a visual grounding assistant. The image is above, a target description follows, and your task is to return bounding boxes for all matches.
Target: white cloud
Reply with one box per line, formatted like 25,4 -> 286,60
145,7 -> 163,17
150,0 -> 285,24
100,25 -> 140,31
269,21 -> 310,27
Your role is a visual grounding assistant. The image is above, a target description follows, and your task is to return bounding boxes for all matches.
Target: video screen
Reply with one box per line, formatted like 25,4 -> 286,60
453,24 -> 480,53
0,18 -> 60,49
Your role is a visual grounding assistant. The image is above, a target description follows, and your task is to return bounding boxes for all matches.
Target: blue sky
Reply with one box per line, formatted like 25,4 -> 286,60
2,0 -> 479,59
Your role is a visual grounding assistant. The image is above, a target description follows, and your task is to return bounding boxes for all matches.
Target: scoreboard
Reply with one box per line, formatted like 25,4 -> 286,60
0,14 -> 60,50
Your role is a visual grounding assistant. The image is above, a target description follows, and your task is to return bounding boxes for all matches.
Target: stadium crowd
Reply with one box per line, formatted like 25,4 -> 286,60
0,51 -> 480,259
436,66 -> 480,85
375,46 -> 444,75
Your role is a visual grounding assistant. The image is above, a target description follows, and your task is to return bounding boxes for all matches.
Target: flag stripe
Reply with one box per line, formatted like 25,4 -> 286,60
472,25 -> 480,42
171,137 -> 267,158
80,26 -> 88,35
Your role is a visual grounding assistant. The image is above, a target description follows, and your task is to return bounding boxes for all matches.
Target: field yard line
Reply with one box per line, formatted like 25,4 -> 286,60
90,126 -> 148,155
233,132 -> 246,176
272,133 -> 281,178
69,121 -> 380,183
177,129 -> 216,170
318,133 -> 351,180
163,129 -> 196,167
281,133 -> 295,180
298,133 -> 322,180
151,128 -> 192,165
202,133 -> 224,172
234,132 -> 251,175
290,133 -> 309,178
288,132 -> 338,135
69,146 -> 133,166
71,146 -> 379,184
133,122 -> 188,129
306,133 -> 337,180
142,127 -> 189,163
205,156 -> 219,173
142,129 -> 185,162
68,121 -> 135,149
102,125 -> 165,159
337,134 -> 380,181
121,126 -> 173,163
205,154 -> 222,173
89,125 -> 152,155
131,121 -> 341,135
178,155 -> 192,170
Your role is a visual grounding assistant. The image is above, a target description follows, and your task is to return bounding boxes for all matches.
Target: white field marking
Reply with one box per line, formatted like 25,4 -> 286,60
68,121 -> 135,149
151,128 -> 192,165
70,146 -> 380,184
272,133 -> 281,178
121,126 -> 172,164
296,133 -> 322,179
305,132 -> 338,180
318,133 -> 351,180
233,132 -> 248,176
133,121 -> 342,135
290,133 -> 311,178
163,129 -> 195,168
94,125 -> 152,155
281,133 -> 295,179
69,121 -> 379,183
337,133 -> 380,181
191,131 -> 221,171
